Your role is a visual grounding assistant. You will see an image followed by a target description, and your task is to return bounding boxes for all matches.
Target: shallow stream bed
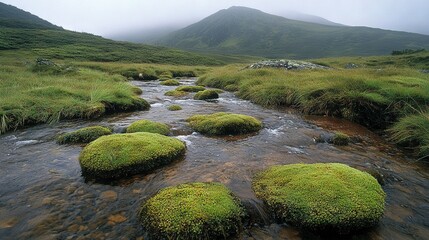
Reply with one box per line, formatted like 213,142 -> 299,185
0,79 -> 428,239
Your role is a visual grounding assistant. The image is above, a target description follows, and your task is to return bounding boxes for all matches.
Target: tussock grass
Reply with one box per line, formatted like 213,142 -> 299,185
76,62 -> 210,80
198,65 -> 429,129
389,112 -> 429,160
0,63 -> 148,134
199,65 -> 429,160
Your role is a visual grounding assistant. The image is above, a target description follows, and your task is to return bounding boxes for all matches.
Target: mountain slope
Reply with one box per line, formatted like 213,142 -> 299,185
280,10 -> 343,27
157,6 -> 429,58
0,3 -> 223,65
0,2 -> 61,29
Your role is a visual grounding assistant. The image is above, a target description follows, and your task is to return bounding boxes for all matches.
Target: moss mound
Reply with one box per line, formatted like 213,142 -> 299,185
57,126 -> 112,144
140,182 -> 244,240
160,79 -> 180,86
126,120 -> 170,135
79,132 -> 186,179
165,90 -> 188,97
187,112 -> 262,136
332,132 -> 350,146
252,163 -> 385,233
167,105 -> 182,111
175,85 -> 206,92
194,90 -> 219,100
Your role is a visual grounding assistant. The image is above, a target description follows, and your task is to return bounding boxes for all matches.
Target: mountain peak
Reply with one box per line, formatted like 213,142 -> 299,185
158,7 -> 429,59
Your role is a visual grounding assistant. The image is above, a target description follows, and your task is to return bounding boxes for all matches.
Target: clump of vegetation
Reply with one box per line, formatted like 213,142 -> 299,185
175,85 -> 206,92
392,49 -> 425,55
79,132 -> 186,179
194,90 -> 219,100
252,163 -> 385,233
126,120 -> 170,135
198,65 -> 429,130
389,112 -> 429,159
187,112 -> 262,136
0,63 -> 150,134
164,90 -> 188,97
140,182 -> 244,239
160,79 -> 180,86
332,132 -> 350,146
159,72 -> 173,80
167,105 -> 182,111
57,126 -> 112,144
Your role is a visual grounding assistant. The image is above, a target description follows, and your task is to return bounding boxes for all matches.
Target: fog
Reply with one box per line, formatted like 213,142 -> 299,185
3,0 -> 429,36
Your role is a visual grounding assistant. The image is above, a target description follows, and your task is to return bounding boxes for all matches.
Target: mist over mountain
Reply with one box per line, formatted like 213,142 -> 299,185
108,9 -> 343,43
155,6 -> 429,59
0,3 -> 223,65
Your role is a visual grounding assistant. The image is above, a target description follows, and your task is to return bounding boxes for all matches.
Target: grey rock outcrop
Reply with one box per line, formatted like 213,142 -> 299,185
247,59 -> 329,70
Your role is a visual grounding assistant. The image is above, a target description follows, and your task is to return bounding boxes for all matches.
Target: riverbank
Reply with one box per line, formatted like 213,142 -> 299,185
198,63 -> 429,160
0,56 -> 212,134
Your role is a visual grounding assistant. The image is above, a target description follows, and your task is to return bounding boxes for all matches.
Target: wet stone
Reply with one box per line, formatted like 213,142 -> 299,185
100,190 -> 118,201
108,214 -> 127,225
0,218 -> 18,229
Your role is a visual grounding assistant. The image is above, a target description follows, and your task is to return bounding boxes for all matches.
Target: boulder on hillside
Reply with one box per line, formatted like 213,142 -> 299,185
247,59 -> 329,70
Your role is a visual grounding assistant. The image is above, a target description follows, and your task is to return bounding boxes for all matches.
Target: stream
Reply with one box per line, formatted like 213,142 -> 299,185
0,78 -> 428,240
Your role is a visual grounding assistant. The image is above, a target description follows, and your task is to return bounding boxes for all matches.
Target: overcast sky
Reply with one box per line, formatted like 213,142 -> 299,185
2,0 -> 429,36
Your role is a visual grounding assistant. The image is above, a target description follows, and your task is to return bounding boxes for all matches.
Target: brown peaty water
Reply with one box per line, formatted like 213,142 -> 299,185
0,78 -> 428,240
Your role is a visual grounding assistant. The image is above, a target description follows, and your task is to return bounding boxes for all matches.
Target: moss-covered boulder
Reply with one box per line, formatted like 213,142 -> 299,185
194,90 -> 219,100
175,85 -> 206,92
57,126 -> 112,144
252,163 -> 385,233
187,112 -> 262,136
140,182 -> 244,239
126,120 -> 170,135
165,90 -> 188,97
160,79 -> 180,86
79,132 -> 186,179
167,105 -> 182,111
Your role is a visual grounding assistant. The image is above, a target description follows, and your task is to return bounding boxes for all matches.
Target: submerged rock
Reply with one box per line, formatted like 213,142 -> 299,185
247,59 -> 329,70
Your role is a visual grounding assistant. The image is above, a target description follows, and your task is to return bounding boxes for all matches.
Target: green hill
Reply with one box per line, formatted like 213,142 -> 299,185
0,2 -> 61,29
157,6 -> 429,59
0,3 -> 224,65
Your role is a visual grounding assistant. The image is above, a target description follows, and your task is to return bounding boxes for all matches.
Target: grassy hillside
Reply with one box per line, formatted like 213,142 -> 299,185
158,6 -> 429,59
198,51 -> 429,159
0,2 -> 61,29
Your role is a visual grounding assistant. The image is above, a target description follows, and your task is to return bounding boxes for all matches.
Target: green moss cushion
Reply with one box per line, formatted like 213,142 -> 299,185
126,120 -> 170,135
140,182 -> 243,240
165,90 -> 188,97
332,132 -> 350,146
187,112 -> 262,135
57,126 -> 112,144
167,105 -> 182,111
175,85 -> 206,92
79,132 -> 186,179
160,79 -> 180,86
252,163 -> 385,233
194,90 -> 219,100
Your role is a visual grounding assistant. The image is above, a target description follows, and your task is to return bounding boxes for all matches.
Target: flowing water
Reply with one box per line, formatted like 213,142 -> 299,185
0,78 -> 428,240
